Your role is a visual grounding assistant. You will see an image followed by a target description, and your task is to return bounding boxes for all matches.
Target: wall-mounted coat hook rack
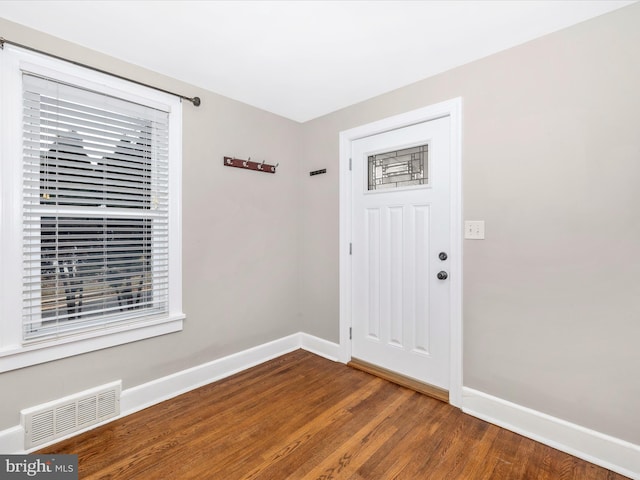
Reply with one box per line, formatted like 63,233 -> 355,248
224,156 -> 277,174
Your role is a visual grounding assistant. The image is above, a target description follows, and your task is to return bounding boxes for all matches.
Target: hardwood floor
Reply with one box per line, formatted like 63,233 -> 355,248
39,350 -> 628,479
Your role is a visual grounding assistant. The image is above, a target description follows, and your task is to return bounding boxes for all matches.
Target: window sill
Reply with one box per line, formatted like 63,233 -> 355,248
0,314 -> 185,373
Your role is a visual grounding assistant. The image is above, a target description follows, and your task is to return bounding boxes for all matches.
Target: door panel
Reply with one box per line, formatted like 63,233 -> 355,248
351,117 -> 451,389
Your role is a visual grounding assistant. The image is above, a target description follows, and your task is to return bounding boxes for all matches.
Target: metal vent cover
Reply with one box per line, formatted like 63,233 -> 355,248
21,381 -> 121,449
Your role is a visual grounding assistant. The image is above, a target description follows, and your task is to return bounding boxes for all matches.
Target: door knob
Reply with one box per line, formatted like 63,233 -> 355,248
439,252 -> 448,261
437,271 -> 448,280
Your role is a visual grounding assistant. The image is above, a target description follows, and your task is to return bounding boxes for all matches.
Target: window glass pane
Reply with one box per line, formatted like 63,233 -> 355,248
368,144 -> 428,190
27,217 -> 166,338
40,134 -> 153,209
22,73 -> 170,342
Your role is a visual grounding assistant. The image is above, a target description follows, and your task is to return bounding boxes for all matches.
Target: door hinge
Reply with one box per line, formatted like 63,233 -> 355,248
349,243 -> 352,255
349,158 -> 352,171
349,327 -> 352,340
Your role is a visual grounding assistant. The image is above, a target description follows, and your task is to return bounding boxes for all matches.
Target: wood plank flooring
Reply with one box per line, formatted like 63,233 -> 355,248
38,350 -> 629,479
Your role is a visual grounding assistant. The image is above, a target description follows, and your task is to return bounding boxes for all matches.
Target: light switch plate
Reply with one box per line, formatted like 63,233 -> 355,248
465,220 -> 485,239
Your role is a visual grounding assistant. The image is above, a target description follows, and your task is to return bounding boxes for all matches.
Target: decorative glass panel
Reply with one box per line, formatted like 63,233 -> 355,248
368,144 -> 428,191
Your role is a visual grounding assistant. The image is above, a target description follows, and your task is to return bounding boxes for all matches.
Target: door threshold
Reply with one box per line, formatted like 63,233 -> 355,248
348,358 -> 449,403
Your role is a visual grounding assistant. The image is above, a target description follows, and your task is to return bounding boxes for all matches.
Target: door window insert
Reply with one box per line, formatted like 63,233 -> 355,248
367,144 -> 428,191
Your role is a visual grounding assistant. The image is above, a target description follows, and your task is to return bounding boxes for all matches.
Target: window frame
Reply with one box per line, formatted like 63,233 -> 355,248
0,45 -> 184,373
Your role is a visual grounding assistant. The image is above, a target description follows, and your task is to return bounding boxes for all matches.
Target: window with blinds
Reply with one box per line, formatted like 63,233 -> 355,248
22,73 -> 170,341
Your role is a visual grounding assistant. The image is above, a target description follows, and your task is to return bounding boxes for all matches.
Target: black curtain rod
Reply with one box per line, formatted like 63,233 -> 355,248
0,37 -> 201,107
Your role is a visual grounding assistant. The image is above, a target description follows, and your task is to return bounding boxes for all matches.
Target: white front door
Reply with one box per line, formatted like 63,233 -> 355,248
351,116 -> 451,389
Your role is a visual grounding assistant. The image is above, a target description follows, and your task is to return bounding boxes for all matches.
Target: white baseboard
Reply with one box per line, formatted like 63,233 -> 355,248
120,333 -> 301,416
0,426 -> 24,455
462,387 -> 640,480
0,332 -> 340,454
121,332 -> 340,417
3,338 -> 636,479
299,332 -> 341,361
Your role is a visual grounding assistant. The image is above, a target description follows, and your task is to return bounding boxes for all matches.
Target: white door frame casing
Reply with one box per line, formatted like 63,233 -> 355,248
339,98 -> 463,407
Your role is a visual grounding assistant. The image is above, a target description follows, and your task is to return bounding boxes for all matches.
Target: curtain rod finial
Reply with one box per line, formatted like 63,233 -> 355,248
191,96 -> 201,107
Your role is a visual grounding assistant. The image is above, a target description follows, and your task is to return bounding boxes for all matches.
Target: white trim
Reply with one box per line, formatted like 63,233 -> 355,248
121,332 -> 339,416
0,44 -> 185,372
0,426 -> 24,455
0,46 -> 26,353
0,333 -> 340,453
0,316 -> 184,373
462,387 -> 640,480
120,333 -> 299,416
168,85 -> 183,321
1,333 -> 636,479
299,332 -> 341,361
338,98 -> 464,407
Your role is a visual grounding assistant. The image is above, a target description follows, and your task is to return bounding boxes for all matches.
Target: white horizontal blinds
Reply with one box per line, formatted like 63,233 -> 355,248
22,73 -> 170,341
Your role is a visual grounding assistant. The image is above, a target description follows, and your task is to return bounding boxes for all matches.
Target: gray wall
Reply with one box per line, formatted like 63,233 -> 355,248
2,2 -> 640,449
300,3 -> 640,445
0,18 -> 303,430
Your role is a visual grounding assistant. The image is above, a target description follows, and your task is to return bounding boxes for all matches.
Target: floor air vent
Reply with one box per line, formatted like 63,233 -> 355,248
21,381 -> 121,449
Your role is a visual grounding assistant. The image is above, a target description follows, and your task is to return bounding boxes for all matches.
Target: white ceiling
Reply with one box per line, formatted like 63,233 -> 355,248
0,0 -> 635,122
